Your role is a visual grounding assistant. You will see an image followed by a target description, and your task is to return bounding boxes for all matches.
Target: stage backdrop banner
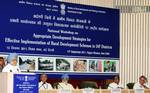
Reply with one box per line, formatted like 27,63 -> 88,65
0,0 -> 119,59
13,74 -> 38,93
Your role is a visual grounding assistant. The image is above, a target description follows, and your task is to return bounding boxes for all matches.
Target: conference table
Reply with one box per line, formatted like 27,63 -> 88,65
39,89 -> 150,93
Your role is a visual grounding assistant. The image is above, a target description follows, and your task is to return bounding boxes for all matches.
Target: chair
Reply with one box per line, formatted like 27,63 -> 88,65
78,81 -> 98,89
52,82 -> 60,89
101,83 -> 109,89
126,83 -> 135,89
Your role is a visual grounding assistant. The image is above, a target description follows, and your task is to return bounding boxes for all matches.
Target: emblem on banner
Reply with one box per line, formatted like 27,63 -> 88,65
25,76 -> 28,81
60,4 -> 66,15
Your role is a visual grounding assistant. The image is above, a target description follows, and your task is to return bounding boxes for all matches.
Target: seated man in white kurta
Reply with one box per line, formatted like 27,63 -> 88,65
133,75 -> 149,89
108,75 -> 123,89
39,74 -> 53,90
58,74 -> 74,90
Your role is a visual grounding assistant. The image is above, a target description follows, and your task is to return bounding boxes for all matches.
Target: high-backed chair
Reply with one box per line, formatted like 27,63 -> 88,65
52,82 -> 60,89
78,81 -> 98,89
126,83 -> 135,89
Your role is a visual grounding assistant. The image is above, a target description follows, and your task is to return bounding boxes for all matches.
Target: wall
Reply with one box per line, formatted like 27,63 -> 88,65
115,0 -> 150,87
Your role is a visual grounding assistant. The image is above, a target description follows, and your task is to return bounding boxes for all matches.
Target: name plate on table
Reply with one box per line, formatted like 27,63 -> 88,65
83,88 -> 94,93
111,89 -> 121,93
13,73 -> 38,93
59,90 -> 71,93
135,89 -> 144,93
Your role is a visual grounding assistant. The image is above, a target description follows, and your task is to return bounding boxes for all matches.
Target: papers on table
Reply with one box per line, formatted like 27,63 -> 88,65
59,90 -> 71,93
134,89 -> 144,93
111,89 -> 121,93
83,88 -> 94,93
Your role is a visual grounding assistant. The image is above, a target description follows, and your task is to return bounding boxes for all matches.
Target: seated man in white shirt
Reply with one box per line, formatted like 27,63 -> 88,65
108,75 -> 123,89
58,74 -> 74,90
2,53 -> 20,73
133,75 -> 149,89
39,74 -> 53,91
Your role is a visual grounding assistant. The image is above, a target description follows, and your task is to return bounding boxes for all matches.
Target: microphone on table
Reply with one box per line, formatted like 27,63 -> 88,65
10,70 -> 12,72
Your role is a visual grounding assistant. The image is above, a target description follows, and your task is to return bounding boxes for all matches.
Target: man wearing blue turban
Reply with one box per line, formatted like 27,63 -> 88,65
2,53 -> 20,72
58,73 -> 74,90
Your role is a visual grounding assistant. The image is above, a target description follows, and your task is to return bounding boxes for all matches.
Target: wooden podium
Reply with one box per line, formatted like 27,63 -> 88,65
0,73 -> 14,93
